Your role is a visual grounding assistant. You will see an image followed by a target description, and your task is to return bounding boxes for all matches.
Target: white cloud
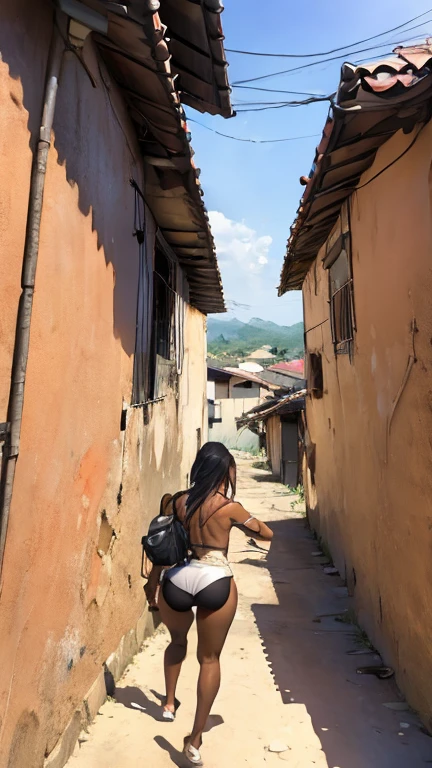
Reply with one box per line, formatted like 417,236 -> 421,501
209,211 -> 271,277
207,210 -> 303,325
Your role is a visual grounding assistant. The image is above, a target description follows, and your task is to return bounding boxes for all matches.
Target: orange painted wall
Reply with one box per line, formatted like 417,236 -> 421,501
303,121 -> 432,727
0,2 -> 208,764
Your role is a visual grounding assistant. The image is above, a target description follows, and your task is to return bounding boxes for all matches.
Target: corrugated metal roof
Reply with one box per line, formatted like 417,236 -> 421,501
207,365 -> 275,390
279,42 -> 432,294
259,369 -> 306,390
269,360 -> 305,375
237,389 -> 306,427
79,0 -> 230,313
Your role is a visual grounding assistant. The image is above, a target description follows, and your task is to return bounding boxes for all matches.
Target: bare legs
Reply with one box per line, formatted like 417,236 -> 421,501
158,589 -> 194,712
190,579 -> 238,749
158,579 -> 238,749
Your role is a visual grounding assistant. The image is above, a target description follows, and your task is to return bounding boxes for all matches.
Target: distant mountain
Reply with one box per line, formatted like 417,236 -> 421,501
207,317 -> 304,359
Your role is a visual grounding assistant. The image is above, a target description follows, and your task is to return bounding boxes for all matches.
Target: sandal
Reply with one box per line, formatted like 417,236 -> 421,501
162,697 -> 180,722
183,737 -> 203,766
356,665 -> 394,679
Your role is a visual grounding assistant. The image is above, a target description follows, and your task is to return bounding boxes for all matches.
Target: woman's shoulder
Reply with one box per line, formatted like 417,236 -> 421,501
172,490 -> 189,515
218,499 -> 244,516
160,490 -> 188,516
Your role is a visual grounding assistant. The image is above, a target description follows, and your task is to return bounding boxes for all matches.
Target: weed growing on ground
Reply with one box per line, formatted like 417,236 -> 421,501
252,460 -> 270,471
335,609 -> 376,651
288,484 -> 306,516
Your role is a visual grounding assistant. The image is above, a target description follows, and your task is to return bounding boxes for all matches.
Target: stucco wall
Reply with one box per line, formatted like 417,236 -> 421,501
303,121 -> 432,727
266,414 -> 281,476
209,398 -> 260,452
0,4 -> 207,765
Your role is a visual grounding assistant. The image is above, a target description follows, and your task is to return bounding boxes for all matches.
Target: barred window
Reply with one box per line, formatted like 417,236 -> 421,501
324,202 -> 355,357
329,251 -> 354,355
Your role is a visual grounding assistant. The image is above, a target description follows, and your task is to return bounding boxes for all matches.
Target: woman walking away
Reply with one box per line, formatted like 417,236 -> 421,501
144,442 -> 273,766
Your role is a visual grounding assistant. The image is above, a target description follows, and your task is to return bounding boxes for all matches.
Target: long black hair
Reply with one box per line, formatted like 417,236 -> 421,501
186,442 -> 236,519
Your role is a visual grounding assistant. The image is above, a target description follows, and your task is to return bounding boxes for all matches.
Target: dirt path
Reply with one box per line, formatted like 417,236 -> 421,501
68,456 -> 432,767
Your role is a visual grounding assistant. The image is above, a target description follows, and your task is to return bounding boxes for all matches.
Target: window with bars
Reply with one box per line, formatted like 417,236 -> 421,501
153,246 -> 174,361
324,202 -> 355,357
131,179 -> 187,408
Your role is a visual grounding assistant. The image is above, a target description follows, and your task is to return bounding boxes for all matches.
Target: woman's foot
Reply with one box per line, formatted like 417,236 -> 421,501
183,736 -> 203,766
162,697 -> 180,721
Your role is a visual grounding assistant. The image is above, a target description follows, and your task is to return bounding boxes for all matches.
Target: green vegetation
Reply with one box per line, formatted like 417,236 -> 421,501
288,484 -> 306,516
335,609 -> 376,651
251,459 -> 270,471
207,317 -> 304,362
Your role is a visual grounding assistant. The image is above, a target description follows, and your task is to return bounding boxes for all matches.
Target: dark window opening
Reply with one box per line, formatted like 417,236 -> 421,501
308,352 -> 323,398
130,183 -> 181,407
153,246 -> 173,361
149,244 -> 175,399
234,380 -> 253,389
120,406 -> 127,432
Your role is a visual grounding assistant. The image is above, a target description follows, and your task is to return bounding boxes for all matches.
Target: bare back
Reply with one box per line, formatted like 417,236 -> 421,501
168,491 -> 246,558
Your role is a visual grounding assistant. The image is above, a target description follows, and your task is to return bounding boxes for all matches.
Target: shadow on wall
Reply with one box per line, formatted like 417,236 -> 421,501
1,0 -> 142,356
252,518 -> 432,768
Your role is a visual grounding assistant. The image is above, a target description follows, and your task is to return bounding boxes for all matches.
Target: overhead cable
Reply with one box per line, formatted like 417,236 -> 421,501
226,8 -> 432,58
187,117 -> 321,144
233,95 -> 334,112
233,29 -> 432,85
233,85 -> 328,96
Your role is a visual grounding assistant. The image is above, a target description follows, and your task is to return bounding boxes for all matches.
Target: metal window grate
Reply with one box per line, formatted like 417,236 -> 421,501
330,279 -> 354,356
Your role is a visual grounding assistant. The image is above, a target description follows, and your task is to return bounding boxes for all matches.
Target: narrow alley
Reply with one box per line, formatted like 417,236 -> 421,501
68,456 -> 432,768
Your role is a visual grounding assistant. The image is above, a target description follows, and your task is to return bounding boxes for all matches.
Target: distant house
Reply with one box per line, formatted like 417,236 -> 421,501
269,359 -> 305,376
246,348 -> 276,361
237,390 -> 306,486
238,362 -> 264,373
207,366 -> 276,452
260,366 -> 305,392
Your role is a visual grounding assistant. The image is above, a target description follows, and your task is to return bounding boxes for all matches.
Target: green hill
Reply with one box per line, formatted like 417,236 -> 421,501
207,317 -> 304,360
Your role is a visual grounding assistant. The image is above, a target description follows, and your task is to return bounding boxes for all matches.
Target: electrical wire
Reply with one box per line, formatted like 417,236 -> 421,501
233,85 -> 328,96
187,117 -> 321,144
226,8 -> 432,58
355,123 -> 426,191
233,26 -> 432,85
233,95 -> 334,112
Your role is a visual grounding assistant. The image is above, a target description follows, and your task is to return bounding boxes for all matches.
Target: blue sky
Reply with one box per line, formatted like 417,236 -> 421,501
187,0 -> 432,326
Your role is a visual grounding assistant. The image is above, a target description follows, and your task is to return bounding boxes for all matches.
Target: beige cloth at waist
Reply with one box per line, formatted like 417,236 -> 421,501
191,549 -> 232,576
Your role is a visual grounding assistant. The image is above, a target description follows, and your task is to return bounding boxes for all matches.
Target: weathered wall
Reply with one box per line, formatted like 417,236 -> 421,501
266,414 -> 281,476
215,380 -> 229,399
303,121 -> 432,727
209,397 -> 260,452
228,379 -> 260,399
0,3 -> 207,765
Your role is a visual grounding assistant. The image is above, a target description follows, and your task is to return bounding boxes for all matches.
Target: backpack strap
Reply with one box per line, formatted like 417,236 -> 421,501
160,493 -> 173,516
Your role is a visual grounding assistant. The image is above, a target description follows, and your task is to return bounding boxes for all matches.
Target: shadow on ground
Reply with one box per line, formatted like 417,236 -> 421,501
252,517 -> 432,768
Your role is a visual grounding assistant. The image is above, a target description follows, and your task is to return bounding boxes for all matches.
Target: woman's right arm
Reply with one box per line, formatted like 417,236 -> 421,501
229,502 -> 273,541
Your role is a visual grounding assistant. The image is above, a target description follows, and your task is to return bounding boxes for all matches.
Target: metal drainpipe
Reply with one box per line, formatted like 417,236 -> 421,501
0,14 -> 66,575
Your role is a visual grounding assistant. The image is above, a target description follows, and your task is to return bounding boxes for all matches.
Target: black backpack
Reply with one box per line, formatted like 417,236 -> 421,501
141,493 -> 189,568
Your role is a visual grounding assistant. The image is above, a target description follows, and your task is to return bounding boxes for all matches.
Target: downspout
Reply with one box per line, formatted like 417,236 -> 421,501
0,14 -> 66,575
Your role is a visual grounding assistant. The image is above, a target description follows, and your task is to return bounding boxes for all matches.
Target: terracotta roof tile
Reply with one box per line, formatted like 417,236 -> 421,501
81,0 -> 231,312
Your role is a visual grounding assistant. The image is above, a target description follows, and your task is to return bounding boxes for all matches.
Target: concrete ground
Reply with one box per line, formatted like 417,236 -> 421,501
68,455 -> 432,767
